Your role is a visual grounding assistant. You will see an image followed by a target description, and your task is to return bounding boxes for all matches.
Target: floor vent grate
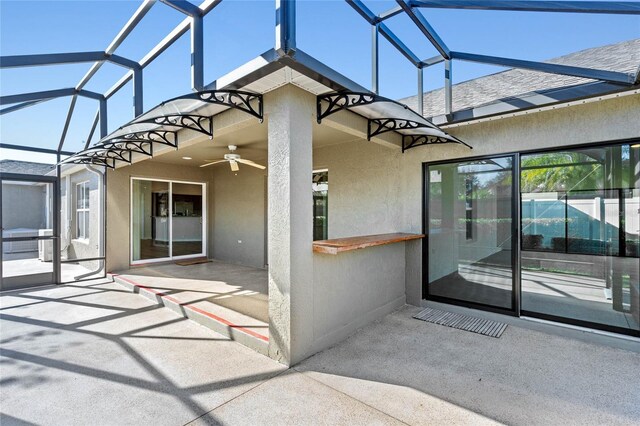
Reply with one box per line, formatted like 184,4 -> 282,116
413,307 -> 507,338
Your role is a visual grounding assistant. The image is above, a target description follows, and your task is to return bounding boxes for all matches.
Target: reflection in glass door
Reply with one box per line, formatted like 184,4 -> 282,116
131,178 -> 205,264
132,179 -> 170,262
520,144 -> 639,335
171,182 -> 204,258
426,156 -> 515,311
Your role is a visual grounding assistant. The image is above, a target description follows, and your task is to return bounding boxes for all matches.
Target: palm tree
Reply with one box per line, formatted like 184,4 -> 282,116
520,152 -> 603,193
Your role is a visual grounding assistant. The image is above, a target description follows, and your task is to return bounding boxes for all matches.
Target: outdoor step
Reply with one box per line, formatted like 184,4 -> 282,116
109,273 -> 269,356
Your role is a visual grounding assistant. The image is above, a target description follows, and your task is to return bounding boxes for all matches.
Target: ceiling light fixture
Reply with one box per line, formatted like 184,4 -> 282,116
182,156 -> 192,160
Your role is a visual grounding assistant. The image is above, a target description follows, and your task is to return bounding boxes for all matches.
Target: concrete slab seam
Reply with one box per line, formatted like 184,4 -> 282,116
293,367 -> 413,426
182,368 -> 291,426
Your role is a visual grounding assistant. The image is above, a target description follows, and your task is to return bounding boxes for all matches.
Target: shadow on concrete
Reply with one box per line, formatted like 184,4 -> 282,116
295,305 -> 640,425
0,280 -> 282,425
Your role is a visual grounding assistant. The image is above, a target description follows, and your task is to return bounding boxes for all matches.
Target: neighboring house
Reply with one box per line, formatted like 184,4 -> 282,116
0,160 -> 55,176
1,160 -> 103,276
1,160 -> 54,257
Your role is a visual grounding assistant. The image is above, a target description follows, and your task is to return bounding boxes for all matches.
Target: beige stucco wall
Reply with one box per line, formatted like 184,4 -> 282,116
313,140 -> 404,237
308,133 -> 409,360
106,160 -> 213,272
265,86 -> 316,365
312,243 -> 406,353
211,165 -> 267,268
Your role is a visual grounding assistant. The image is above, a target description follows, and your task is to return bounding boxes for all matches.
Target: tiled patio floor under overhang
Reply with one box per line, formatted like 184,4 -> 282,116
111,260 -> 269,354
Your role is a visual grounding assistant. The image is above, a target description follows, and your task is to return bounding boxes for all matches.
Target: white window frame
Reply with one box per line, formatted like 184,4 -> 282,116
75,180 -> 90,240
129,177 -> 207,265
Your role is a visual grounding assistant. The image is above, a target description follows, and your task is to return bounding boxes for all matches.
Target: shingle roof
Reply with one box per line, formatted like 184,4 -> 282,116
0,160 -> 55,176
399,39 -> 640,118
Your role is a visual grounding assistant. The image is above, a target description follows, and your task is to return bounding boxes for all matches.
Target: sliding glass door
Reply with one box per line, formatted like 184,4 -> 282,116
131,178 -> 205,264
424,141 -> 639,337
426,156 -> 516,312
171,182 -> 204,258
520,143 -> 639,335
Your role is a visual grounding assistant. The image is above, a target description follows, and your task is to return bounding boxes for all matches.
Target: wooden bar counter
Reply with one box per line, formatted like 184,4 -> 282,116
313,233 -> 424,255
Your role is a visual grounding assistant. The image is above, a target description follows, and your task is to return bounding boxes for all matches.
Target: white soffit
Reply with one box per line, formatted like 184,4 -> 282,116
241,67 -> 333,95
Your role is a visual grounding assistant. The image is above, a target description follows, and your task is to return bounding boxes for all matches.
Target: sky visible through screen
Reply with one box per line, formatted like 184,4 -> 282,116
1,0 -> 639,159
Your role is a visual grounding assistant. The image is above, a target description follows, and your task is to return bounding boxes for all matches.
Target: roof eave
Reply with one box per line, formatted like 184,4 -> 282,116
430,81 -> 640,127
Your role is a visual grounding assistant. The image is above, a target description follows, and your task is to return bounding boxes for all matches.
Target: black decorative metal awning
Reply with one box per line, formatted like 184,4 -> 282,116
316,92 -> 471,152
61,90 -> 263,168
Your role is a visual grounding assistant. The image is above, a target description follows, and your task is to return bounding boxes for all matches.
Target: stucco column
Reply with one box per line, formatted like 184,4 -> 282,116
266,85 -> 315,365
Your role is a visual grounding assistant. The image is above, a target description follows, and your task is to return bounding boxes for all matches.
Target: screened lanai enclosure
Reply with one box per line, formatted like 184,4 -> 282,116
1,0 -> 639,348
1,163 -> 106,289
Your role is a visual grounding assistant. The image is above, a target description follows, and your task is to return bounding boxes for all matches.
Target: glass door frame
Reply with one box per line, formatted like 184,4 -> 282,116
129,177 -> 207,266
422,153 -> 520,316
422,138 -> 640,337
1,172 -> 60,288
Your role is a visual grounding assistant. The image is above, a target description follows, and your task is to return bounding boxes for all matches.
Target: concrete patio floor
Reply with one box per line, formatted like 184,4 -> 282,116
1,279 -> 639,425
2,254 -> 100,290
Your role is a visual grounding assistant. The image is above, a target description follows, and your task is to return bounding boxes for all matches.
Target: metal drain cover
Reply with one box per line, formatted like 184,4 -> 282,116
413,307 -> 507,338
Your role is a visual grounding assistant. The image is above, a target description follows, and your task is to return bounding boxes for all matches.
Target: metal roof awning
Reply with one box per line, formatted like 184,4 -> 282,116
316,92 -> 471,152
61,90 -> 263,168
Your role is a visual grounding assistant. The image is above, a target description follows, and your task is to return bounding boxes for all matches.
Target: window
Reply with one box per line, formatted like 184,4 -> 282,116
313,170 -> 328,241
75,181 -> 90,239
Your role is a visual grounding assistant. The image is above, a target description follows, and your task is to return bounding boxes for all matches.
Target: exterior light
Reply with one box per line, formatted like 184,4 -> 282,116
631,144 -> 640,149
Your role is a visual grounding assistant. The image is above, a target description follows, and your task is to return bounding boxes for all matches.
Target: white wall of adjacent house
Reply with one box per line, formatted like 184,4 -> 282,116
1,183 -> 47,230
1,182 -> 48,256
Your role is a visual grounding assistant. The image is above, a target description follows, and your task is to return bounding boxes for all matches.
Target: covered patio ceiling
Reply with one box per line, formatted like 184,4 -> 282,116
62,97 -> 369,169
1,0 -> 639,161
142,118 -> 363,167
60,89 -> 264,168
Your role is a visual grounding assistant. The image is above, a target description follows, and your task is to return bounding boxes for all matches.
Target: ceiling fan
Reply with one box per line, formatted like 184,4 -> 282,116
200,145 -> 266,172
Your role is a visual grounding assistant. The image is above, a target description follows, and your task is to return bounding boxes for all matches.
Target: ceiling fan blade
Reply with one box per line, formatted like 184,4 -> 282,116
236,158 -> 266,170
199,159 -> 227,168
230,160 -> 239,172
